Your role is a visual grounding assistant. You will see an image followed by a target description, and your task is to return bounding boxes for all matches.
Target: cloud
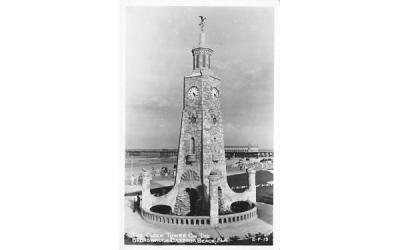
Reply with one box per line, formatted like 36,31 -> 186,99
134,96 -> 170,108
224,122 -> 240,132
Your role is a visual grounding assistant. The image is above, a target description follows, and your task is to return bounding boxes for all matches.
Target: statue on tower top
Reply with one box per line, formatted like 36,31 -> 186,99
198,16 -> 206,31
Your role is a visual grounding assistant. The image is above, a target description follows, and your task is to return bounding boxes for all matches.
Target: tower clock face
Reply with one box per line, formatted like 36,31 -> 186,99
188,86 -> 199,99
211,87 -> 219,98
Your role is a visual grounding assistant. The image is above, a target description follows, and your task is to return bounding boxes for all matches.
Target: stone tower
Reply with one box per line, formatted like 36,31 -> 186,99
171,25 -> 230,215
141,20 -> 257,222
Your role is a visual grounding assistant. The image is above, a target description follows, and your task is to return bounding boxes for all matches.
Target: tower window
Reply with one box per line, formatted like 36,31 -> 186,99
202,54 -> 206,67
190,137 -> 195,154
212,137 -> 218,163
190,114 -> 196,124
211,114 -> 217,124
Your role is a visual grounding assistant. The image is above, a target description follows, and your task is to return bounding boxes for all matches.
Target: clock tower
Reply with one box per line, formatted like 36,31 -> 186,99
171,24 -> 230,216
140,19 -> 256,221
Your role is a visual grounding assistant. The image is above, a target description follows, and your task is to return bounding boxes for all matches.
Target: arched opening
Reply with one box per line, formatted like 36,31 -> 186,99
150,205 -> 172,215
230,201 -> 253,213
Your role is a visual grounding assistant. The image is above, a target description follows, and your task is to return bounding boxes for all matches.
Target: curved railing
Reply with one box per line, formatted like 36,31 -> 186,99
141,206 -> 257,228
141,209 -> 211,227
218,206 -> 257,226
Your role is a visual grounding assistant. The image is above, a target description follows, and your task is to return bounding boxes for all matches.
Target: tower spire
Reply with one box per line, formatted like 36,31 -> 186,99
198,16 -> 206,47
191,16 -> 213,73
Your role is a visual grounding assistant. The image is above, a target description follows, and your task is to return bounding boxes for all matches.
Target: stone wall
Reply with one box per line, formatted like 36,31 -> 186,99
173,190 -> 190,215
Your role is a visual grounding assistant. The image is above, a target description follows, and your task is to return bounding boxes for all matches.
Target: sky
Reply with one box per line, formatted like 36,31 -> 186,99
125,6 -> 274,150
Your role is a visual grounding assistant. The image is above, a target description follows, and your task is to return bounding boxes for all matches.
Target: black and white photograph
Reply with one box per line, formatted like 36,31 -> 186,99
4,1 -> 400,250
122,1 -> 277,246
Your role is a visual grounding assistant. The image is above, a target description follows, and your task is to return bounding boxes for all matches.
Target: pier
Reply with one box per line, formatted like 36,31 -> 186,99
126,146 -> 273,159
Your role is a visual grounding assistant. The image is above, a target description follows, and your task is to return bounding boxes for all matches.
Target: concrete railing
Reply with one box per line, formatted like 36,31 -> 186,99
218,206 -> 258,226
141,206 -> 257,228
141,209 -> 211,227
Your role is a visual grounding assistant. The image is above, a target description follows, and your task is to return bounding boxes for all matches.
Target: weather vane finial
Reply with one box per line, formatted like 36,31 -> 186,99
198,16 -> 206,31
